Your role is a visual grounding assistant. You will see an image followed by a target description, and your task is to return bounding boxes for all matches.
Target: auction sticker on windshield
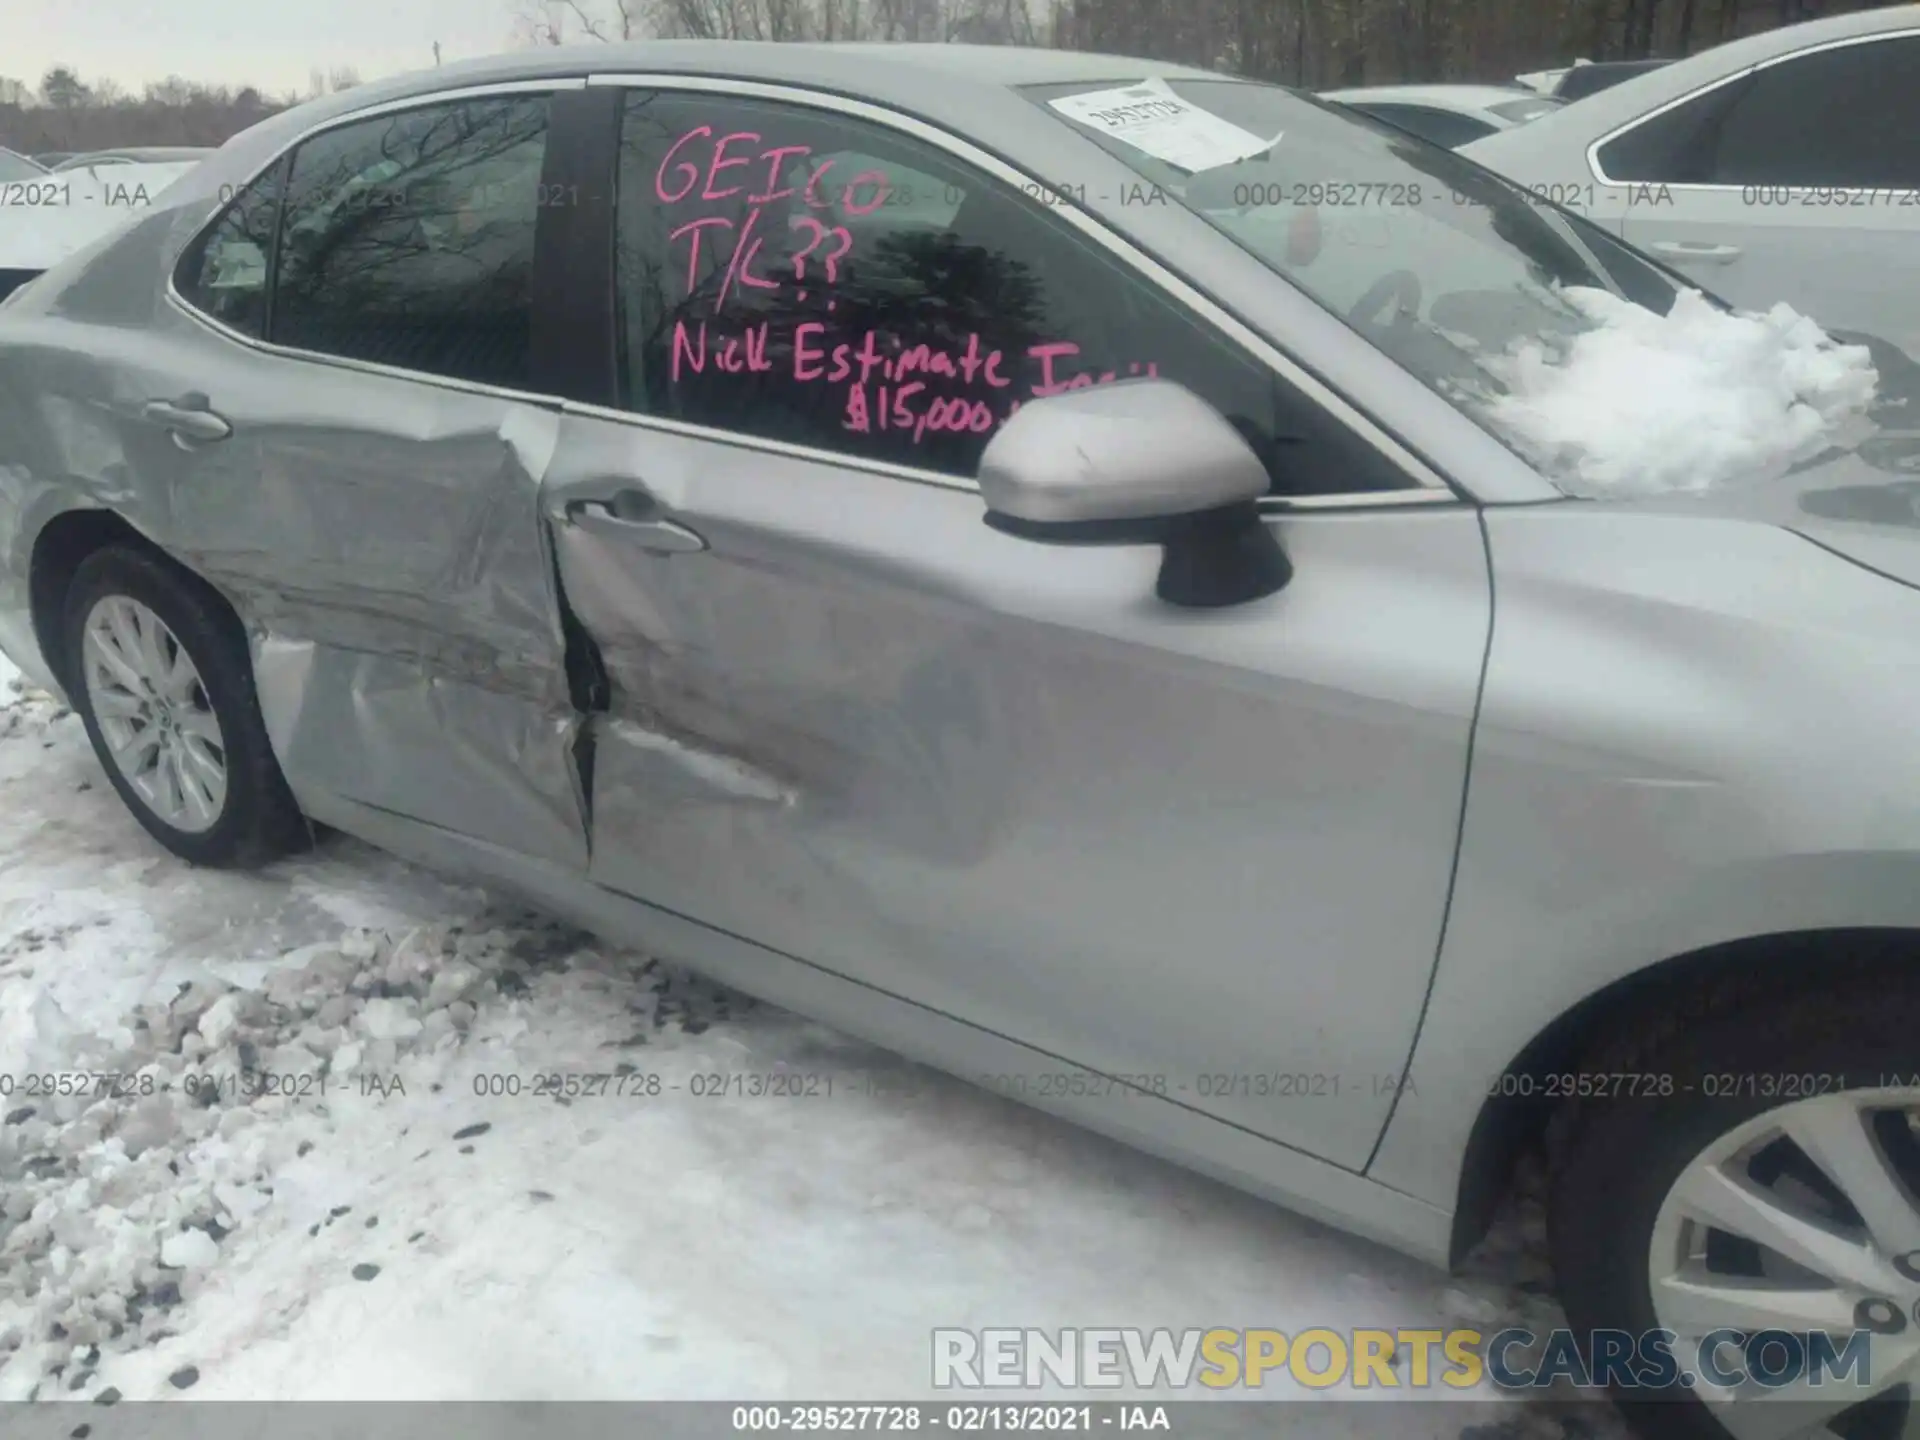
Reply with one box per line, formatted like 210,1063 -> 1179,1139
1048,77 -> 1278,172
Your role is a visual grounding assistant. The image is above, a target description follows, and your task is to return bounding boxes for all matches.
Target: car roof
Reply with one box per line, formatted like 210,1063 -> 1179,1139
1465,3 -> 1920,161
1321,83 -> 1537,114
63,146 -> 213,160
321,40 -> 1223,109
170,41 -> 1269,205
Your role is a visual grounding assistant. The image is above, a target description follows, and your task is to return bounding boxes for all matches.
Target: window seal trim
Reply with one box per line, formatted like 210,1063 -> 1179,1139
588,70 -> 1451,496
553,395 -> 1460,509
164,77 -> 587,406
163,298 -> 574,410
1585,29 -> 1920,189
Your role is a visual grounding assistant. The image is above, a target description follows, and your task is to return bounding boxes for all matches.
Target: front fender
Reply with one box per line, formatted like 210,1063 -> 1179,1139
1370,505 -> 1920,1210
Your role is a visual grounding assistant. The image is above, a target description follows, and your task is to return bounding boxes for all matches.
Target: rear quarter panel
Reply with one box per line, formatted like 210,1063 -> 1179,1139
0,205 -> 210,696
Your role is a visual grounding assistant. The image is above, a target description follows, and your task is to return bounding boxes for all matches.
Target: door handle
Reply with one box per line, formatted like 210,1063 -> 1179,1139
142,397 -> 232,444
567,497 -> 708,554
1647,240 -> 1743,266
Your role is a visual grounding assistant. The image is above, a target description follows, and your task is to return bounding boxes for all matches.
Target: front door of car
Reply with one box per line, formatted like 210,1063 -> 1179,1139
146,88 -> 591,869
1598,33 -> 1920,364
544,85 -> 1492,1169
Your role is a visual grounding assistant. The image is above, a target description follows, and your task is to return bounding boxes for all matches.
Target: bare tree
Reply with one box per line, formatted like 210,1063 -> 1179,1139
508,0 -> 1898,84
517,0 -> 645,40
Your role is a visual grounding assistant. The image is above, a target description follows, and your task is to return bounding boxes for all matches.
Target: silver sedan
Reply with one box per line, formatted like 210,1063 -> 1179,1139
0,43 -> 1915,1439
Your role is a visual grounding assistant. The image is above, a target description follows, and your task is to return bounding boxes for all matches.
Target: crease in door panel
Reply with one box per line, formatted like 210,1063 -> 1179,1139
600,715 -> 798,808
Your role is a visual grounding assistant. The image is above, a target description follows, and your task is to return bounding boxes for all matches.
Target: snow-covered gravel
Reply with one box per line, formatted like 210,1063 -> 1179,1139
0,650 -> 1623,1435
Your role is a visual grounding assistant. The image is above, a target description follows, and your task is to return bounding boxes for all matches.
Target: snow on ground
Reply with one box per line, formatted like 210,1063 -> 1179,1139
1479,287 -> 1879,498
0,652 -> 1624,1435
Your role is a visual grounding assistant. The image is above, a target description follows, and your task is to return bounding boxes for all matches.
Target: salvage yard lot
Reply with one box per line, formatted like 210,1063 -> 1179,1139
0,655 -> 1620,1434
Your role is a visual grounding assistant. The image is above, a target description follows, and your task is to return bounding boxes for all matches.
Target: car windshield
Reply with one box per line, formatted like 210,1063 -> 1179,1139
0,149 -> 46,183
1025,77 -> 1687,440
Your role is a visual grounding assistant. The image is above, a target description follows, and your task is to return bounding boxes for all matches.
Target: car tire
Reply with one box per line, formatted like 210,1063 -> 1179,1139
1550,962 -> 1920,1440
63,544 -> 309,868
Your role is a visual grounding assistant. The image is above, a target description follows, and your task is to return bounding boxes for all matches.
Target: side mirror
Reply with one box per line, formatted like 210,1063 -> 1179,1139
978,378 -> 1292,607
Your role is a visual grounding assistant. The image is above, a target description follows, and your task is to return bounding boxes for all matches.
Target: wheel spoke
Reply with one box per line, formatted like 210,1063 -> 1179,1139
91,686 -> 145,720
176,735 -> 226,807
1781,1097 -> 1920,1259
173,744 -> 219,826
85,626 -> 146,695
1669,1163 -> 1901,1293
108,722 -> 161,768
105,601 -> 146,679
1652,1272 -> 1858,1337
1701,1333 -> 1920,1440
177,707 -> 223,748
157,637 -> 200,706
157,743 -> 190,821
134,611 -> 174,693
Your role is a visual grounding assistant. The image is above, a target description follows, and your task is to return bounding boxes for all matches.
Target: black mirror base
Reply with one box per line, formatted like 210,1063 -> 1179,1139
983,502 -> 1292,608
1156,503 -> 1293,608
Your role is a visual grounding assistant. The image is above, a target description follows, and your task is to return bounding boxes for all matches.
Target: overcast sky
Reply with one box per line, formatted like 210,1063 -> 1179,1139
7,0 -> 536,96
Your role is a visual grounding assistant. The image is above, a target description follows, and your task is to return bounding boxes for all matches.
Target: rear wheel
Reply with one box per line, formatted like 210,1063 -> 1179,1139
1551,973 -> 1920,1440
63,545 -> 308,868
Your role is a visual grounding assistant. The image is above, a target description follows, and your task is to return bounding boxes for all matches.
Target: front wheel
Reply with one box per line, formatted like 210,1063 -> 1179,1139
1551,973 -> 1920,1440
63,544 -> 309,868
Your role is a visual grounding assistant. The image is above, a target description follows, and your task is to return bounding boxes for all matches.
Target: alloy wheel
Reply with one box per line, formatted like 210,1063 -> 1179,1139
80,593 -> 229,834
1648,1088 -> 1920,1439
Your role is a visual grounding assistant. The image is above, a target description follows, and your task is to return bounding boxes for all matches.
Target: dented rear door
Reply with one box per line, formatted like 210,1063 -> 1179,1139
154,84 -> 592,867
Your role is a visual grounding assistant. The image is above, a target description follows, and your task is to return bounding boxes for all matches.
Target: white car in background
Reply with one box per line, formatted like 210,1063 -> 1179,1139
1321,84 -> 1565,148
48,146 -> 216,171
1,156 -> 202,300
1462,4 -> 1920,365
0,148 -> 47,180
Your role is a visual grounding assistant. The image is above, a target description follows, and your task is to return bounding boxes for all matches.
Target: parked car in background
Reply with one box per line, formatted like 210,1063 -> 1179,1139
1465,5 -> 1920,365
49,146 -> 216,171
0,148 -> 50,180
1,44 -> 1917,1440
1321,83 -> 1565,146
1,157 -> 204,301
1552,57 -> 1675,99
1514,58 -> 1675,98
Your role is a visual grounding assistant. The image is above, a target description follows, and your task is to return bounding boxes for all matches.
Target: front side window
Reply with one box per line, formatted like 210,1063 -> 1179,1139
269,94 -> 551,389
1027,77 -> 1688,453
613,90 -> 1412,495
174,157 -> 288,338
1597,36 -> 1920,187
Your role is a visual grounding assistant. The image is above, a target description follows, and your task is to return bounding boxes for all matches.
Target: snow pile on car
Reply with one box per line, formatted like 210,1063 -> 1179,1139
1479,286 -> 1878,498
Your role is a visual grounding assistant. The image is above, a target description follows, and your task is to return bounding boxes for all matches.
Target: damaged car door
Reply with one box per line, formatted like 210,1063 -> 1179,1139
159,86 -> 591,867
542,84 -> 1492,1169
